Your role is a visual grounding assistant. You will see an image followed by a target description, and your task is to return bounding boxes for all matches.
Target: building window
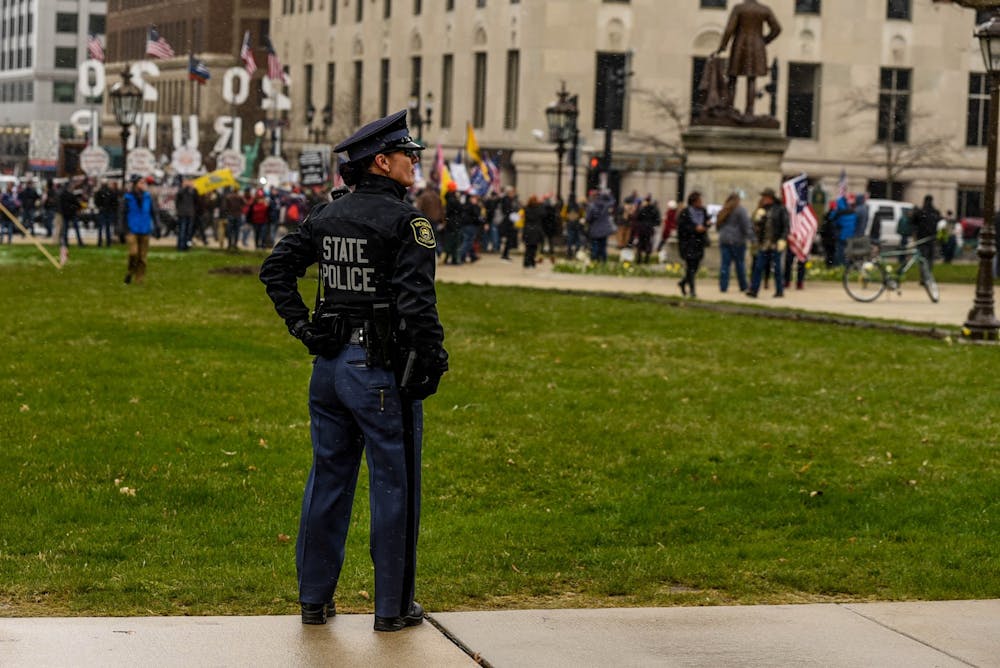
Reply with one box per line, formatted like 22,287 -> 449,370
379,58 -> 390,117
330,0 -> 337,24
957,187 -> 983,219
384,0 -> 391,19
504,49 -> 519,129
352,60 -> 363,127
476,0 -> 486,7
594,52 -> 627,130
887,0 -> 910,20
446,0 -> 454,11
473,52 -> 487,128
795,0 -> 820,13
700,0 -> 726,8
414,0 -> 421,14
786,62 -> 819,139
304,63 -> 314,123
53,81 -> 75,103
410,56 -> 422,100
356,0 -> 363,22
878,67 -> 910,143
326,62 -> 335,123
441,54 -> 453,128
54,47 -> 77,69
55,13 -> 78,33
89,15 -> 105,34
690,56 -> 707,123
968,73 -> 990,147
867,180 -> 905,201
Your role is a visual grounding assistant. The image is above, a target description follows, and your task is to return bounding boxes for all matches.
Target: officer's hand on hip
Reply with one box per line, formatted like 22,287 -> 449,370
289,319 -> 337,357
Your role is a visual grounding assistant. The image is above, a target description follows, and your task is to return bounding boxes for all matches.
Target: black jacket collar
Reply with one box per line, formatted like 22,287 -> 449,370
355,173 -> 408,200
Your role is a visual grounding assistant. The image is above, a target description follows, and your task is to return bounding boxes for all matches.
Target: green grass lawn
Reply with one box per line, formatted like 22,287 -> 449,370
1,245 -> 998,617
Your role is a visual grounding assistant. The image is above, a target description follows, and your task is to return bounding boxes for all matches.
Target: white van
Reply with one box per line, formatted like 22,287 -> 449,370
858,199 -> 913,248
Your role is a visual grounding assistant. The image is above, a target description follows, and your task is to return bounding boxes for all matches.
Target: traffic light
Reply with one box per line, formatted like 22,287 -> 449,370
589,156 -> 600,170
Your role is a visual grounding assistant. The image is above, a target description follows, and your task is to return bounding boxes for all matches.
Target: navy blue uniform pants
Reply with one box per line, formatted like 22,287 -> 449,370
297,343 -> 422,618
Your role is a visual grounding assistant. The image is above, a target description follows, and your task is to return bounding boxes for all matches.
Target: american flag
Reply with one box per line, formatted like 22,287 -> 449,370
484,154 -> 502,194
87,34 -> 104,62
264,37 -> 287,84
145,26 -> 175,60
783,174 -> 819,262
837,168 -> 848,200
240,31 -> 257,75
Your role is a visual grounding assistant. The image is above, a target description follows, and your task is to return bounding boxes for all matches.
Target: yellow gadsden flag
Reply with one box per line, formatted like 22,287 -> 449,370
192,168 -> 240,195
465,122 -> 489,179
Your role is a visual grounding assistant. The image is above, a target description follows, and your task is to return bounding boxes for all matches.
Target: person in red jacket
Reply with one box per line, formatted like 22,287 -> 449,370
657,199 -> 678,259
247,189 -> 271,249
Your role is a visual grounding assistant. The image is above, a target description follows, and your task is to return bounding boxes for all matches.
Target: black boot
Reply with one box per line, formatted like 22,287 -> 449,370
301,601 -> 336,625
374,602 -> 424,632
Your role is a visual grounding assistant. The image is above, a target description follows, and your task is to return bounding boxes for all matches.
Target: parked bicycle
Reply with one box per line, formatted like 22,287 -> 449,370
842,235 -> 940,303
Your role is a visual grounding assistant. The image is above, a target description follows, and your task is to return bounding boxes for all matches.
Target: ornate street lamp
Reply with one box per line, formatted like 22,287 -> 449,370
964,12 -> 1000,341
545,82 -> 579,202
408,91 -> 434,144
109,66 -> 143,183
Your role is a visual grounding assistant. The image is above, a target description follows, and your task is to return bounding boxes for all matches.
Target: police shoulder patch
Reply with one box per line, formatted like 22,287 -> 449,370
410,217 -> 436,249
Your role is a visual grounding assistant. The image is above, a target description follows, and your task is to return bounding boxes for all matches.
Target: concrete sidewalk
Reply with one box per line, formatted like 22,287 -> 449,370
435,254 -> 979,332
2,599 -> 998,667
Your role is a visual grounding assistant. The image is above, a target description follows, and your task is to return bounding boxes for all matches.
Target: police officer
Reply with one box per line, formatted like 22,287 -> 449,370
259,110 -> 448,632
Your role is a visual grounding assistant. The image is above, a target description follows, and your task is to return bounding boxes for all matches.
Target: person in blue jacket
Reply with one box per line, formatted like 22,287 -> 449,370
123,176 -> 157,284
833,194 -> 858,266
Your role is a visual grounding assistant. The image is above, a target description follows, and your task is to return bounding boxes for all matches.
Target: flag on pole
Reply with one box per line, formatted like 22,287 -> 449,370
484,154 -> 501,194
264,36 -> 288,84
439,164 -> 455,204
469,164 -> 490,197
188,54 -> 210,84
783,174 -> 819,262
433,143 -> 445,186
145,26 -> 175,59
465,122 -> 489,179
240,31 -> 257,75
87,34 -> 105,62
192,169 -> 241,195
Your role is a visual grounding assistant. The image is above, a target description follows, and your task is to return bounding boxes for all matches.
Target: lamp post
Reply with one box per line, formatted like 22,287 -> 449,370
408,91 -> 434,144
109,66 -> 143,183
545,82 -> 579,203
964,13 -> 1000,341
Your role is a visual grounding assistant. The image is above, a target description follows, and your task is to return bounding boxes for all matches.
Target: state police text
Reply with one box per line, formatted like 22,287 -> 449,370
321,236 -> 376,293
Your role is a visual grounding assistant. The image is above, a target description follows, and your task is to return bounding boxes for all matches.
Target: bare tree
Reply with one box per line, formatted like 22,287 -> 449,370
625,88 -> 689,164
841,88 -> 953,198
621,88 -> 689,198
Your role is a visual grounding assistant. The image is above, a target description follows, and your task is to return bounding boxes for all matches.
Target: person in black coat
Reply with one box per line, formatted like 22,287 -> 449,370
521,195 -> 546,268
676,191 -> 709,297
910,194 -> 941,269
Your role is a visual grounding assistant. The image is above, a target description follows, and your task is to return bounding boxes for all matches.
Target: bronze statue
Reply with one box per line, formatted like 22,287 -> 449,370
716,0 -> 782,119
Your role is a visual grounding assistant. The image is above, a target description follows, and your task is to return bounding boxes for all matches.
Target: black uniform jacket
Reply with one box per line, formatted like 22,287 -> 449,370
259,174 -> 445,357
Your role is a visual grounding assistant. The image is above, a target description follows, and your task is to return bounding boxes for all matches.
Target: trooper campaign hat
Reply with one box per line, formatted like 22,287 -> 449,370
333,110 -> 423,162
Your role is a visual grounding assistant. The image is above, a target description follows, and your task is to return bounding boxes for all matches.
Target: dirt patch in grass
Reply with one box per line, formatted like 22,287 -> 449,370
208,265 -> 260,276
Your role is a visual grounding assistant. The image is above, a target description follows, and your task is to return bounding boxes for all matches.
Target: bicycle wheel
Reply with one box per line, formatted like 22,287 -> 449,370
843,258 -> 888,302
919,260 -> 940,303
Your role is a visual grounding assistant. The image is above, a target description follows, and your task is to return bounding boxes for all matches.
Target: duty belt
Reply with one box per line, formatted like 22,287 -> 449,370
348,328 -> 364,345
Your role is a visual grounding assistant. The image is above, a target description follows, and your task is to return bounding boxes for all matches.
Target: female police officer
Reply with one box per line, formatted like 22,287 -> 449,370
259,110 -> 447,632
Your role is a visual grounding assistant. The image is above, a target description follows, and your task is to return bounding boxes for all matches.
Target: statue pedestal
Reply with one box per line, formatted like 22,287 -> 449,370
681,125 -> 789,206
